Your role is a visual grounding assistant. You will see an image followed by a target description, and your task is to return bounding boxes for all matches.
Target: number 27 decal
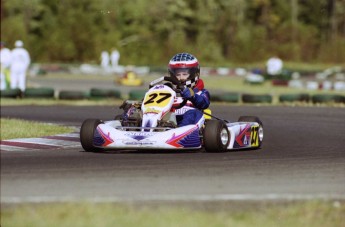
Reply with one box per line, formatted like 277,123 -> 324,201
144,92 -> 172,105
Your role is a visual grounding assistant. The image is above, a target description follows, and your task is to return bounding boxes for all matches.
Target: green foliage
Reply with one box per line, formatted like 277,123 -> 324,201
1,0 -> 345,64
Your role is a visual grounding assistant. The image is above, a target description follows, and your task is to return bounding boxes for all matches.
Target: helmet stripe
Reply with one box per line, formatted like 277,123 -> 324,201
169,61 -> 199,68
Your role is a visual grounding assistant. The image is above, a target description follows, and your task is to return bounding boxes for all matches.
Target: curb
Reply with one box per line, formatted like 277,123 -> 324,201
0,132 -> 80,152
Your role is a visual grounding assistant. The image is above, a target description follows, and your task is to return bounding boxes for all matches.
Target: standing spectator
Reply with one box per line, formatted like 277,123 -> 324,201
266,55 -> 283,77
0,41 -> 12,90
110,48 -> 120,68
100,50 -> 110,69
10,40 -> 31,92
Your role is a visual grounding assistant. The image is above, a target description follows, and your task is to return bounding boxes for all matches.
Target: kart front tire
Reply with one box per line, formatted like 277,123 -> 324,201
80,119 -> 103,152
204,120 -> 230,152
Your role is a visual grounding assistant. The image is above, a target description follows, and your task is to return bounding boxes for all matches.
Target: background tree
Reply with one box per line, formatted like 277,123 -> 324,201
1,0 -> 344,65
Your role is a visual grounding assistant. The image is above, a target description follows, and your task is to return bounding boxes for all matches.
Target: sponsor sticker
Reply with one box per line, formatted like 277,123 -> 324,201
124,141 -> 154,145
144,107 -> 160,114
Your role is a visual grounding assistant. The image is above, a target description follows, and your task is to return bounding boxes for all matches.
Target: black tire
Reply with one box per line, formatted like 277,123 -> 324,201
0,89 -> 22,98
210,92 -> 240,102
90,88 -> 122,99
203,120 -> 230,152
242,94 -> 272,103
311,94 -> 345,104
279,93 -> 310,103
24,87 -> 55,98
128,90 -> 146,100
58,90 -> 88,100
80,119 -> 103,152
220,92 -> 240,103
210,93 -> 223,102
238,116 -> 264,148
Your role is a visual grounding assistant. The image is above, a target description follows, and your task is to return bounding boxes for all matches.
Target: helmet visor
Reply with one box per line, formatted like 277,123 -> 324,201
170,68 -> 191,78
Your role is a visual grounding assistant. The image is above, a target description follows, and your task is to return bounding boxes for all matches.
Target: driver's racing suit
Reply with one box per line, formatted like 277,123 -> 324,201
174,79 -> 210,127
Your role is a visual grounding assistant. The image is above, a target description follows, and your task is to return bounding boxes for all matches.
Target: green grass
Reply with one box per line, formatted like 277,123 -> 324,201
2,200 -> 344,227
0,118 -> 75,140
0,98 -> 123,106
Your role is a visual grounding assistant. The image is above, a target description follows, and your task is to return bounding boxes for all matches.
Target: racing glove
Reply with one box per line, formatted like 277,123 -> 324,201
181,87 -> 194,99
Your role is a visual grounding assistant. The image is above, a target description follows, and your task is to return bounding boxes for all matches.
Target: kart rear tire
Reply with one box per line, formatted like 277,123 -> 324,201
80,119 -> 103,152
204,120 -> 230,153
238,116 -> 264,148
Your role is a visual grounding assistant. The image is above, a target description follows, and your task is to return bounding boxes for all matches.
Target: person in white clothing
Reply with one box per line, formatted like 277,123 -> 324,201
266,56 -> 283,77
100,51 -> 110,69
10,40 -> 31,92
0,41 -> 12,90
110,48 -> 120,68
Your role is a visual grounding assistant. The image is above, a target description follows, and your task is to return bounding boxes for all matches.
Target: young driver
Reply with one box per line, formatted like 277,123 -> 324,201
168,53 -> 210,127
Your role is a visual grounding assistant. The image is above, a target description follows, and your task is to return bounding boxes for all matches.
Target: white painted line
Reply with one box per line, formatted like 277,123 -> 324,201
2,193 -> 345,204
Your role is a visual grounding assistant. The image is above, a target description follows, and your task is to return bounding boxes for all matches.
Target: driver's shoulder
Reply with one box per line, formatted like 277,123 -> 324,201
194,79 -> 205,91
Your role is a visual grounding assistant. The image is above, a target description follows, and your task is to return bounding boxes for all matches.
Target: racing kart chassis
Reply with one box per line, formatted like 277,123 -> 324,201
80,116 -> 263,153
80,77 -> 264,152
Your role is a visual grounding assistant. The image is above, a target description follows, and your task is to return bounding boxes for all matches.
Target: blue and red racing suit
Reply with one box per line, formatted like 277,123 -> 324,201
173,79 -> 210,127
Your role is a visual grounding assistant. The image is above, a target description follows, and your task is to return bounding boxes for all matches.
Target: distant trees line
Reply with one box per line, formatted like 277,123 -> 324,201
1,0 -> 344,65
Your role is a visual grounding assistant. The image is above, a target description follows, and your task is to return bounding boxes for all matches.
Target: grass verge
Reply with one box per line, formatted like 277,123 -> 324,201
1,200 -> 344,227
0,98 -> 123,106
0,118 -> 75,140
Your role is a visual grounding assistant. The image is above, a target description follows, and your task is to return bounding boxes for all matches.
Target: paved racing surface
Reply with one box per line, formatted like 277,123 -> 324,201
1,105 -> 345,203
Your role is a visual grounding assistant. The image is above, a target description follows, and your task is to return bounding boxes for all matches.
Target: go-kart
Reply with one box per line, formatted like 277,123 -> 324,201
116,71 -> 143,86
80,76 -> 264,152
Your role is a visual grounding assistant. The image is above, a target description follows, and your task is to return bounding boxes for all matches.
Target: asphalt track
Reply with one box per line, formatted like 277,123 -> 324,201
1,105 -> 345,203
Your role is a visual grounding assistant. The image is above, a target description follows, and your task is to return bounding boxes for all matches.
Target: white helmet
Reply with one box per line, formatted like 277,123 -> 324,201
15,40 -> 24,47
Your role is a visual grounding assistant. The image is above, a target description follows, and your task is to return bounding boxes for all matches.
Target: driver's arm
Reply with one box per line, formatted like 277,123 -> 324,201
191,89 -> 210,109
